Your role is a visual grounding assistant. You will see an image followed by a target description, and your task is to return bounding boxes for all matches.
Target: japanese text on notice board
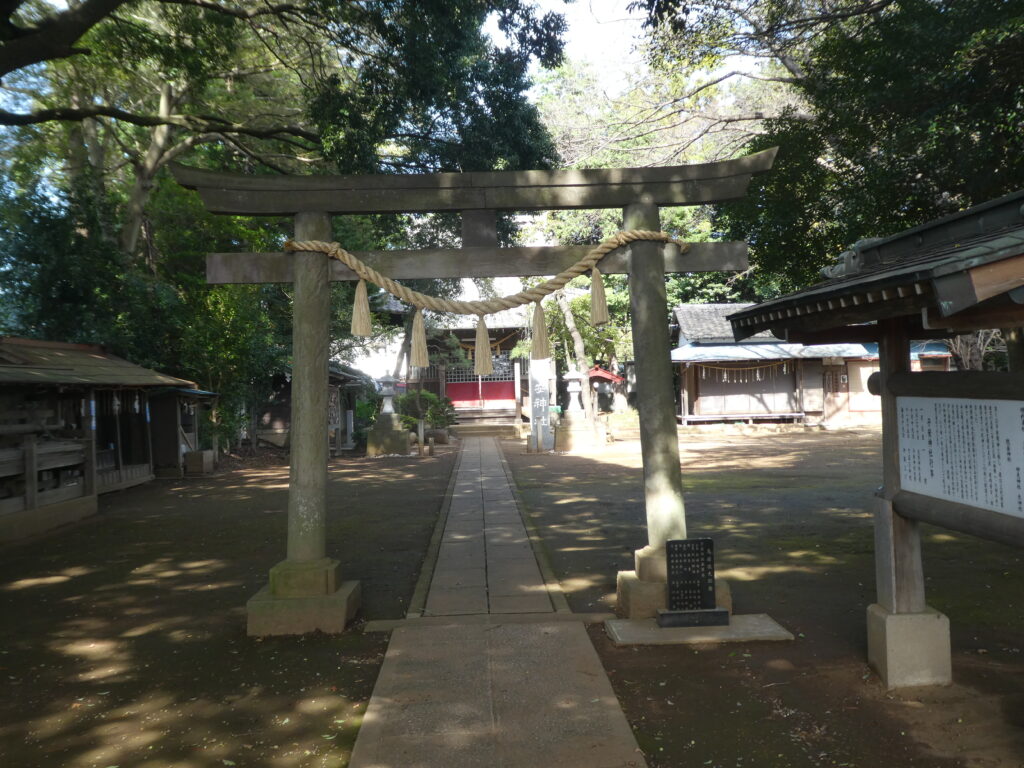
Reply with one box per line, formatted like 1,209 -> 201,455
897,397 -> 1024,519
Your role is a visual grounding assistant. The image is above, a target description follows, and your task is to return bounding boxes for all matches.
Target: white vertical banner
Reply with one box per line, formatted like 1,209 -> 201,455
529,357 -> 554,452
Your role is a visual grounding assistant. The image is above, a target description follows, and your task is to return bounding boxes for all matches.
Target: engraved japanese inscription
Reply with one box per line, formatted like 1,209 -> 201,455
666,538 -> 716,611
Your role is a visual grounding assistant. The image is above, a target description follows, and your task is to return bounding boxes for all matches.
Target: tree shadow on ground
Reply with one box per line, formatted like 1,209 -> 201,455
0,448 -> 457,768
503,429 -> 1024,768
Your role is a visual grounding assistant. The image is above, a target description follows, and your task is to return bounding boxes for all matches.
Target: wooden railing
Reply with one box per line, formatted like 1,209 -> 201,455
0,438 -> 92,516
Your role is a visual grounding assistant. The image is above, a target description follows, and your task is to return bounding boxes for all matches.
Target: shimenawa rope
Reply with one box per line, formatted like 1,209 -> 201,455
285,230 -> 687,374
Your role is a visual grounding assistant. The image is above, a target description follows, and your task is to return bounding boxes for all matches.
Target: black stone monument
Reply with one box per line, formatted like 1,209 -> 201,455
657,538 -> 729,627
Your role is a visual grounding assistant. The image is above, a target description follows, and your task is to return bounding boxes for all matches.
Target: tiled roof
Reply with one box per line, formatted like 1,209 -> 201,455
377,293 -> 529,329
674,304 -> 777,344
438,307 -> 529,330
0,338 -> 195,387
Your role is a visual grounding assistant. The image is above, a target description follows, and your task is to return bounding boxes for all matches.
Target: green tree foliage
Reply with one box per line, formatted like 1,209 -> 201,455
527,62 -> 760,372
313,2 -> 562,173
394,390 -> 457,430
0,0 -> 565,444
636,0 -> 1024,292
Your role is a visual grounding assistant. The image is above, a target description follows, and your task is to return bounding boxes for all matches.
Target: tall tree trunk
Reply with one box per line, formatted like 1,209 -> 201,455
555,291 -> 596,422
392,312 -> 414,378
121,83 -> 176,260
66,93 -> 116,246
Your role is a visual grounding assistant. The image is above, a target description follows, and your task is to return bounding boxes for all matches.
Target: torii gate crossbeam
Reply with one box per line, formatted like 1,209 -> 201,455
172,149 -> 776,635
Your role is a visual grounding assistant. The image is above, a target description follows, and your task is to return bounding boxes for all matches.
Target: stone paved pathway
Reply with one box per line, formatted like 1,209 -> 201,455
424,436 -> 554,617
349,437 -> 647,768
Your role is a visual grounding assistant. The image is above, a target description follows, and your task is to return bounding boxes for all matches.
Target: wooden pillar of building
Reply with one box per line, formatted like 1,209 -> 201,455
679,363 -> 688,422
113,395 -> 123,473
616,202 -> 689,618
246,211 -> 361,636
874,320 -> 925,613
143,392 -> 153,468
867,318 -> 950,687
83,392 -> 97,497
1004,327 -> 1024,372
23,437 -> 37,511
513,359 -> 522,426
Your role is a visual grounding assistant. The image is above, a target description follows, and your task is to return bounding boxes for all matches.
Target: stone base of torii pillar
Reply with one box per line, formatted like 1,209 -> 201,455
247,560 -> 362,636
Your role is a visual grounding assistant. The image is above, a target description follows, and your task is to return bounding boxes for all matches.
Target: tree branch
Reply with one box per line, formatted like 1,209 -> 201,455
153,0 -> 309,20
0,0 -> 130,78
0,103 -> 321,143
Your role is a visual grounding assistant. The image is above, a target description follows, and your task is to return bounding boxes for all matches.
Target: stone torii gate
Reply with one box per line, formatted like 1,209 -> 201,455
172,149 -> 776,635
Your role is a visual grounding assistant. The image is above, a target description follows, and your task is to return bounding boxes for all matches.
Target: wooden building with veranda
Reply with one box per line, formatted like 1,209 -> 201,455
0,338 -> 200,542
673,304 -> 950,426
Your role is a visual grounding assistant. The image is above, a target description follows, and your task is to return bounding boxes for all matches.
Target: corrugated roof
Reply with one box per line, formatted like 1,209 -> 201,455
672,342 -> 871,363
672,340 -> 950,363
0,338 -> 195,387
674,304 -> 776,343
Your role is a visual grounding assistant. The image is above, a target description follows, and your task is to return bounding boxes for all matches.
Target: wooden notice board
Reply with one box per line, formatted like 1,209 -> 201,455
897,397 -> 1024,519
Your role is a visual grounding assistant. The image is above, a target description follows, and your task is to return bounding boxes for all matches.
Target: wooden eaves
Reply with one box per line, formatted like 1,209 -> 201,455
728,189 -> 1024,342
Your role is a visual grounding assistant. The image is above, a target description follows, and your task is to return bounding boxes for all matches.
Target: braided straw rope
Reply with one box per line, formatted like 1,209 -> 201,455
284,230 -> 688,316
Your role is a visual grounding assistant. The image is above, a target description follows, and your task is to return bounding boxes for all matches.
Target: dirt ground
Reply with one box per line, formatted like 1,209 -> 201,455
0,448 -> 457,768
1,429 -> 1022,768
504,427 -> 1024,768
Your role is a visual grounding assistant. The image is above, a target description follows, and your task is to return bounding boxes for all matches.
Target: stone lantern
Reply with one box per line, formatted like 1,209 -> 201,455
366,374 -> 408,456
555,368 -> 603,451
379,374 -> 397,415
563,369 -> 584,413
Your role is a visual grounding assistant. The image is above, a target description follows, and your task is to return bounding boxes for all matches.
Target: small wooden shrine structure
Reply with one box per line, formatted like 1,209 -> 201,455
172,149 -> 777,635
149,387 -> 218,477
0,337 -> 197,541
432,308 -> 529,414
256,362 -> 369,453
729,189 -> 1024,687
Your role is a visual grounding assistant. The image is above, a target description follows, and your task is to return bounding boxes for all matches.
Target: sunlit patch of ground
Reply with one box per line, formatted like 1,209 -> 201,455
504,427 -> 1024,768
0,446 -> 458,768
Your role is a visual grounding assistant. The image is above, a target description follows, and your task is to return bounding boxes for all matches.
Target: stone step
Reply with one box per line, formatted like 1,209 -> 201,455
454,407 -> 517,423
451,422 -> 523,439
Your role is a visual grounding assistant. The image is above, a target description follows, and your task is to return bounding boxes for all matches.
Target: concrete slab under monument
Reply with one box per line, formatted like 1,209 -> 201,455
616,570 -> 733,619
867,603 -> 952,688
605,613 -> 793,646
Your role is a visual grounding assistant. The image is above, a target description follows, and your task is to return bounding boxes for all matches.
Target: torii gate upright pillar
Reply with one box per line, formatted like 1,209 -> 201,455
246,211 -> 361,636
616,202 -> 689,618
